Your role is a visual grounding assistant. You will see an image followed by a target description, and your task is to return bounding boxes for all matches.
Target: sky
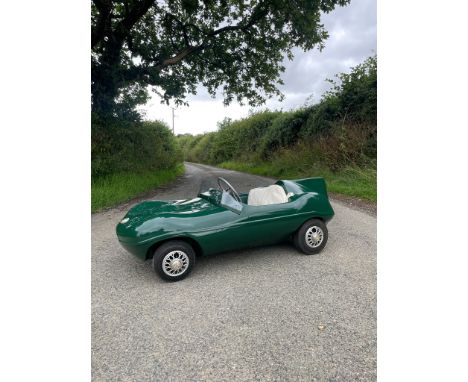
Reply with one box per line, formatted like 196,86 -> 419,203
139,0 -> 376,135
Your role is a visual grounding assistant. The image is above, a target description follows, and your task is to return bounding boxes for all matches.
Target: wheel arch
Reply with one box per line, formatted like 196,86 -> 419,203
299,216 -> 325,228
145,236 -> 204,260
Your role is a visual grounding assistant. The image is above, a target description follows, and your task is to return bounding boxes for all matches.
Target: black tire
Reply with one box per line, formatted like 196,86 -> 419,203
293,219 -> 328,255
153,240 -> 196,281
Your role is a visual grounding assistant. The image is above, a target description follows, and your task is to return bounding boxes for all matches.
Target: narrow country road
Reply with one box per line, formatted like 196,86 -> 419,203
92,162 -> 376,382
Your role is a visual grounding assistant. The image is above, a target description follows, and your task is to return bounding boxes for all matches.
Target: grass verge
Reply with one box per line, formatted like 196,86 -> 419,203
219,161 -> 376,202
92,163 -> 184,212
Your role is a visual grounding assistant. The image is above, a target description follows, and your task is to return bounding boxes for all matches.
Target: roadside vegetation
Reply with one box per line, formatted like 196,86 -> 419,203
91,1 -> 354,212
178,56 -> 377,202
91,164 -> 184,212
92,115 -> 183,212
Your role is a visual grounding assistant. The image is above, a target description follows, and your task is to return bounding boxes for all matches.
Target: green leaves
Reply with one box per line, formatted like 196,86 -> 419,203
91,0 -> 350,116
91,113 -> 180,178
323,55 -> 377,124
177,55 -> 377,170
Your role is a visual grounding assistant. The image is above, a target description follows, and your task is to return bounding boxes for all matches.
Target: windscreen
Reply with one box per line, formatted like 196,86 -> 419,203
197,176 -> 243,214
197,177 -> 220,195
220,191 -> 243,214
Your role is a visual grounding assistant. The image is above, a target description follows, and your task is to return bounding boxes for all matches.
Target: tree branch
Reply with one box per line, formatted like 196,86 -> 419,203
115,0 -> 155,41
92,0 -> 109,12
165,12 -> 191,47
150,3 -> 269,71
98,0 -> 272,95
208,3 -> 269,37
160,44 -> 207,67
91,0 -> 112,48
92,0 -> 155,49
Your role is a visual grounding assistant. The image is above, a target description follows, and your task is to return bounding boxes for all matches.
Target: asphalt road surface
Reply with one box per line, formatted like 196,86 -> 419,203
92,162 -> 376,382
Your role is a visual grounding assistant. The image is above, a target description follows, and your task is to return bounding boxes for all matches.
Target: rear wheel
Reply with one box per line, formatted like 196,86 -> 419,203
294,219 -> 328,255
153,240 -> 195,281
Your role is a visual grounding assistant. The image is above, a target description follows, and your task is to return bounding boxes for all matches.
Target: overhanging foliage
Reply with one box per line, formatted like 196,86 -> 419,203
91,0 -> 350,116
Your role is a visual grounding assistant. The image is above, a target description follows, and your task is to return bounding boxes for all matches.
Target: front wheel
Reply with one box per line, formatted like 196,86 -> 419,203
153,240 -> 195,281
293,219 -> 328,255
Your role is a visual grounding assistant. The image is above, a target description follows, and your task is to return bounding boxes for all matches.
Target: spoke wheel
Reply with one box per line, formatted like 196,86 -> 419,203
305,226 -> 324,248
153,240 -> 196,281
293,219 -> 328,255
162,250 -> 189,277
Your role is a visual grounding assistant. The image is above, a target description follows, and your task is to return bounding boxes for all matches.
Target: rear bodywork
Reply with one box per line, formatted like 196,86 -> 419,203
116,178 -> 334,260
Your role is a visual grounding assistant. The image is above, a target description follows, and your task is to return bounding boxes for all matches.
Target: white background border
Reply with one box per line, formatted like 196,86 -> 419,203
1,1 -> 90,381
1,0 -> 468,380
378,0 -> 468,380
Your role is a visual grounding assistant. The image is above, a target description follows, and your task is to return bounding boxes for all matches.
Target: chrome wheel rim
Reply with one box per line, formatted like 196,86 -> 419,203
162,251 -> 189,277
305,226 -> 324,248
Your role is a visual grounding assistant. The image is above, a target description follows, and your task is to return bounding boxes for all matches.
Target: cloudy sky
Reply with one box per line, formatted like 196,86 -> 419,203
140,0 -> 376,135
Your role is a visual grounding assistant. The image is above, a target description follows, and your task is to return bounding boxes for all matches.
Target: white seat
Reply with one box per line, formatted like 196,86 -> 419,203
247,185 -> 289,206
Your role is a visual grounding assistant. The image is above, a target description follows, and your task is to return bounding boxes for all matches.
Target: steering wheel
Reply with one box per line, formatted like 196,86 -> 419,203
217,177 -> 242,204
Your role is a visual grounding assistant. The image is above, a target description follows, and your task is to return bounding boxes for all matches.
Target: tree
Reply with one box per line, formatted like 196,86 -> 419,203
91,0 -> 350,117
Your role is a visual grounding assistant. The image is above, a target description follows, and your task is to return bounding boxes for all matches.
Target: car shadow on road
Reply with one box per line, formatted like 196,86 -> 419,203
135,242 -> 320,285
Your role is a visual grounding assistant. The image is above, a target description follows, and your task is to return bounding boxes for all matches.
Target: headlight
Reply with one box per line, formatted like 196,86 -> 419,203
120,217 -> 129,224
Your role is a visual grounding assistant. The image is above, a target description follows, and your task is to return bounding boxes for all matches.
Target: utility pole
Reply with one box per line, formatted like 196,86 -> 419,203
170,107 -> 175,135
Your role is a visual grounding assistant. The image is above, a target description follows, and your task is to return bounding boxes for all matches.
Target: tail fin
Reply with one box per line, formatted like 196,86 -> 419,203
277,178 -> 329,197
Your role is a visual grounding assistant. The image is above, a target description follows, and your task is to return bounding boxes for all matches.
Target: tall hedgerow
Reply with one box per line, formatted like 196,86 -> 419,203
177,55 -> 377,171
92,114 -> 181,178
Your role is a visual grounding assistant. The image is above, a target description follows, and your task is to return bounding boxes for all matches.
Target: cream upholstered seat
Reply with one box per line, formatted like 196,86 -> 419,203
247,185 -> 289,206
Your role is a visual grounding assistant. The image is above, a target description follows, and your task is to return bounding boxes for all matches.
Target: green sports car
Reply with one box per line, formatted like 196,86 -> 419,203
116,177 -> 334,281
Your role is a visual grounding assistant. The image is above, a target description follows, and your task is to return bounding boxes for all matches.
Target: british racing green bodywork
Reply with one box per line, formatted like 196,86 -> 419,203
116,178 -> 334,260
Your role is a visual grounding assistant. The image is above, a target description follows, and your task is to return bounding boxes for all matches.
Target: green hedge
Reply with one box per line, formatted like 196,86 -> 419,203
92,114 -> 181,178
178,56 -> 377,172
